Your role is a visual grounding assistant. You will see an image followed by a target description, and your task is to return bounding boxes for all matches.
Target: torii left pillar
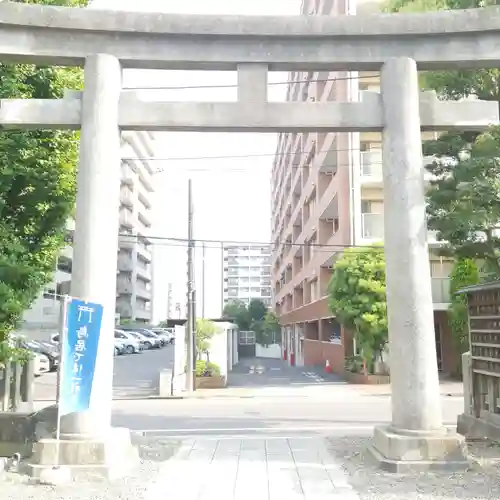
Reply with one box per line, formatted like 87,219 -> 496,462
26,54 -> 138,480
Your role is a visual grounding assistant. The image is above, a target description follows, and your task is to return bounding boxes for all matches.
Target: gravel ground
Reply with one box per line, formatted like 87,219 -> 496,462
327,436 -> 500,500
1,435 -> 181,500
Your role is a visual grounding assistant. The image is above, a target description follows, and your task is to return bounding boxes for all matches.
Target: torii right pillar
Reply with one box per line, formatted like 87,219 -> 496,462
369,57 -> 469,472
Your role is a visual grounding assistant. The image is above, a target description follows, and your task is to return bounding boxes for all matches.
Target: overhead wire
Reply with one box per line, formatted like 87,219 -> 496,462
117,233 -> 385,253
122,72 -> 379,92
119,146 -> 371,163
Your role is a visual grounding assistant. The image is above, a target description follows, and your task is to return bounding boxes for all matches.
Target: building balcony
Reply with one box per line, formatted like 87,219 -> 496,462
138,210 -> 152,228
360,151 -> 383,186
136,265 -> 152,281
136,285 -> 152,300
359,213 -> 445,246
120,189 -> 134,208
360,154 -> 439,187
117,256 -> 134,273
431,277 -> 451,307
117,280 -> 133,295
360,213 -> 384,241
138,190 -> 152,210
119,209 -> 135,229
136,243 -> 152,263
135,306 -> 151,320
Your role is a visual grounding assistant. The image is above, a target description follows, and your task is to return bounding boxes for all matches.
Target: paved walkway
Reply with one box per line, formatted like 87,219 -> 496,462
148,437 -> 359,500
228,357 -> 344,389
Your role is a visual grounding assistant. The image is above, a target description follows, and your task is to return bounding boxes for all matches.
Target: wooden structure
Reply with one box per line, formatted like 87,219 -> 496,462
460,282 -> 500,420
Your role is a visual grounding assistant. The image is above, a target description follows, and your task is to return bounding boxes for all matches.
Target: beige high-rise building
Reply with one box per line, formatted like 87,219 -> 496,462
271,0 -> 455,374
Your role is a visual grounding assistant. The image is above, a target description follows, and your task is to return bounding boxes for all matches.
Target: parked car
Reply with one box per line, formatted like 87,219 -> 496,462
120,327 -> 162,349
114,330 -> 142,354
33,352 -> 51,376
136,329 -> 162,348
22,340 -> 59,372
152,328 -> 174,344
114,338 -> 126,356
126,331 -> 154,350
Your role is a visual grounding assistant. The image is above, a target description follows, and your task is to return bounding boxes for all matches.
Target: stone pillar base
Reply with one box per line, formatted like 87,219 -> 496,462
367,425 -> 470,473
21,427 -> 139,481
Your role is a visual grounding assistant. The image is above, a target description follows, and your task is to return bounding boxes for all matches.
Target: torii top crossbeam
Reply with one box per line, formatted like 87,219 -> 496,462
0,3 -> 500,70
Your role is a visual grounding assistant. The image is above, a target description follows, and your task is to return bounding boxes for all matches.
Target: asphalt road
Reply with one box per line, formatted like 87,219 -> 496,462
110,393 -> 465,438
34,344 -> 174,401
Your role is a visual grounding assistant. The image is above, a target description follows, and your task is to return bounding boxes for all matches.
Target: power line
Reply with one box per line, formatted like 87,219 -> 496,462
122,72 -> 377,92
120,146 -> 366,163
137,160 -> 383,174
118,232 -> 386,251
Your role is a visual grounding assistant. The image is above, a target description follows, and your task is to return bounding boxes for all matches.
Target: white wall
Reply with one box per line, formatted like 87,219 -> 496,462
256,343 -> 281,359
209,328 -> 229,379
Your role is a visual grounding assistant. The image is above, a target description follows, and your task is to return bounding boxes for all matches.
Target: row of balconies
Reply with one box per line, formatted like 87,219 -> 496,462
119,207 -> 152,230
275,276 -> 451,314
117,255 -> 152,281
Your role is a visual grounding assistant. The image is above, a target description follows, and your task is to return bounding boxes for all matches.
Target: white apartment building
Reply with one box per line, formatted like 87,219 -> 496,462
223,245 -> 272,309
21,131 -> 156,332
116,131 -> 155,323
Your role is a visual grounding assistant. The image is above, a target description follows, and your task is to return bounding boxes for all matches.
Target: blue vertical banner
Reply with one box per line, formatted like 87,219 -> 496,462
59,298 -> 104,416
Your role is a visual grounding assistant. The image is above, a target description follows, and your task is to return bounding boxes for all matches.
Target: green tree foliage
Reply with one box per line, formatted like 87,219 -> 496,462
0,0 -> 87,354
195,318 -> 219,359
222,300 -> 252,330
253,311 -> 281,347
327,247 -> 388,374
248,298 -> 267,324
448,259 -> 480,375
223,299 -> 281,346
424,128 -> 500,277
384,0 -> 500,112
384,0 -> 500,277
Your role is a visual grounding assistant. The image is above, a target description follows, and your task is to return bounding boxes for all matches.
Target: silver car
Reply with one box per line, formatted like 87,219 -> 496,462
114,330 -> 142,354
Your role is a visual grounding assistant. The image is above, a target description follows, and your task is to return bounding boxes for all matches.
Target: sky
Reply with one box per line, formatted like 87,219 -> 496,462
90,0 -> 303,321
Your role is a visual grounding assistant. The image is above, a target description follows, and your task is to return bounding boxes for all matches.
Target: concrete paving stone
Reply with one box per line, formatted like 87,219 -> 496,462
152,436 -> 357,500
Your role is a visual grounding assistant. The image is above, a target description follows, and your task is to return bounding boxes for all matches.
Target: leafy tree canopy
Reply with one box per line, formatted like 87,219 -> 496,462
0,0 -> 86,350
223,300 -> 252,330
256,311 -> 281,347
424,128 -> 500,276
384,0 -> 500,110
247,298 -> 268,323
195,318 -> 218,358
385,0 -> 500,277
328,247 -> 388,373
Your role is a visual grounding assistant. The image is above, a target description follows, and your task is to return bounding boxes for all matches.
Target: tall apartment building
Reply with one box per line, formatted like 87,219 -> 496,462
116,131 -> 155,323
223,245 -> 272,309
21,131 -> 156,333
271,0 -> 456,374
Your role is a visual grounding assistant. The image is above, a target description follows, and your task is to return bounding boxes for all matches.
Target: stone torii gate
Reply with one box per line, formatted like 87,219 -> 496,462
1,2 -> 500,476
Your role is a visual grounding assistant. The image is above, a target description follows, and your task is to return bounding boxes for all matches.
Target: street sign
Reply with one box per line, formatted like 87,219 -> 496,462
58,297 -> 103,416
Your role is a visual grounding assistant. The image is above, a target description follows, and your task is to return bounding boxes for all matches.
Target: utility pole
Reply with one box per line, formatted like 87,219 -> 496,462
201,242 -> 206,318
186,179 -> 196,392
